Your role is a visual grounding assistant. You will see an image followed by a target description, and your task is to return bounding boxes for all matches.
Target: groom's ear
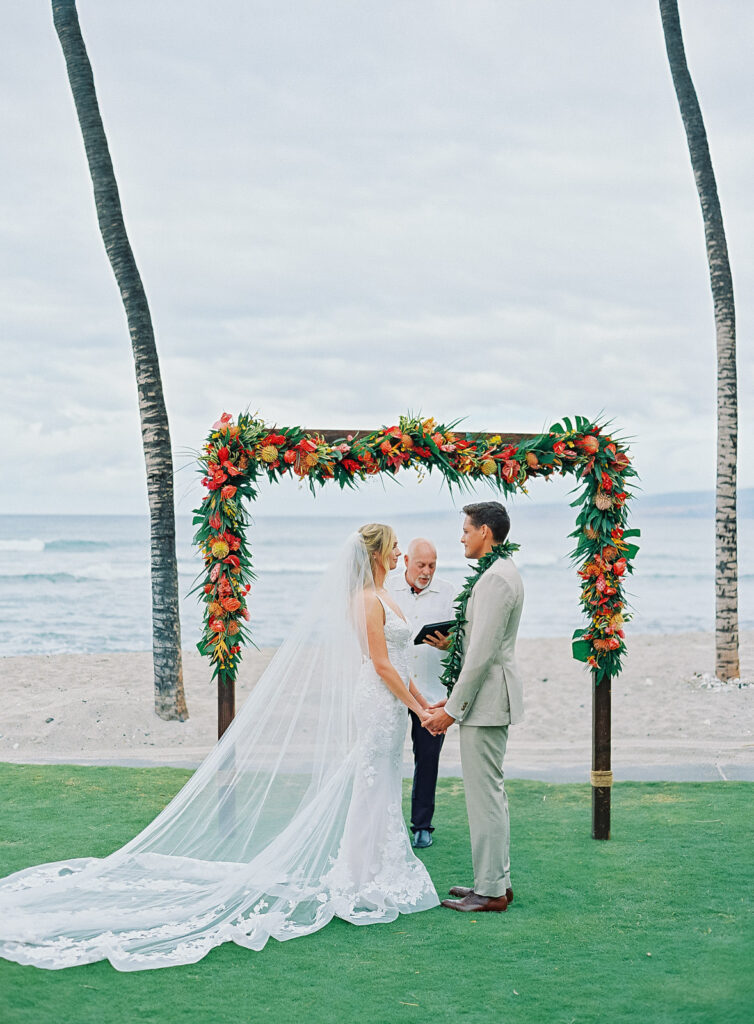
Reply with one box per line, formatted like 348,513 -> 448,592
403,554 -> 409,568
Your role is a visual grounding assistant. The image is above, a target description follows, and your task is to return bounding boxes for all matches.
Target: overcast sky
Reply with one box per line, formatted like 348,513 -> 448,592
1,1 -> 752,518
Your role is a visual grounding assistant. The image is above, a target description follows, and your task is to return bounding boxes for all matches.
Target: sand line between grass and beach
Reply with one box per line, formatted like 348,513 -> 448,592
1,632 -> 752,780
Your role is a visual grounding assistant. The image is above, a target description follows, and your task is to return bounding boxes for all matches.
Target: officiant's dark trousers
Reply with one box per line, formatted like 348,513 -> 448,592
409,709 -> 445,833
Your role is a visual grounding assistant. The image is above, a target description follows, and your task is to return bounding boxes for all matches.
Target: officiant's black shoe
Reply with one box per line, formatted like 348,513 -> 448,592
449,885 -> 513,904
412,829 -> 432,849
441,891 -> 508,913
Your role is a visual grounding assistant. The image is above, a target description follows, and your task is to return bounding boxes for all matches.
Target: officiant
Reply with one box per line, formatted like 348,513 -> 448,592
388,537 -> 456,849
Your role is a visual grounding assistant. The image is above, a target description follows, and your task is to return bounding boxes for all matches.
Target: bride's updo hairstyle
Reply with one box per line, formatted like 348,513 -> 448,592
358,523 -> 397,579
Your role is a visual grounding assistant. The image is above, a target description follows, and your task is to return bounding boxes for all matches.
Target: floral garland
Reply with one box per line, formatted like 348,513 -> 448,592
193,413 -> 638,685
439,541 -> 520,695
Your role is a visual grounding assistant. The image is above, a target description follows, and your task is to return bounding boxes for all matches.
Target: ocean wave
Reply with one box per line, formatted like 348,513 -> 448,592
45,539 -> 115,551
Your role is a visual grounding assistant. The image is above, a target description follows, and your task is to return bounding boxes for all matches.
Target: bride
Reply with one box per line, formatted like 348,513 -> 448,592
0,524 -> 440,971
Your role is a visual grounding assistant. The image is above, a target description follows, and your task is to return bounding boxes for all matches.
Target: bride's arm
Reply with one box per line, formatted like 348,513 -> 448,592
365,596 -> 428,718
408,679 -> 429,710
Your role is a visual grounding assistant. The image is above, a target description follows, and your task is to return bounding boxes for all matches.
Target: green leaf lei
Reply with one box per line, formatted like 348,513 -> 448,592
440,541 -> 521,695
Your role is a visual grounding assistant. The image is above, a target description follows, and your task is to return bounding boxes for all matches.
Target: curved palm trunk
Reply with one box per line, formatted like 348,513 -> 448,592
52,0 -> 188,718
659,0 -> 739,680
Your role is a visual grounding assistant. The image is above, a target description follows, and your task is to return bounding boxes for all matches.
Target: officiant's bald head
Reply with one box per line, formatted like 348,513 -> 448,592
404,538 -> 437,591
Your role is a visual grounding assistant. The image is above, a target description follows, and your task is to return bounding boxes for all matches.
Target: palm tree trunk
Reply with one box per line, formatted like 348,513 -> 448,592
52,0 -> 188,718
659,0 -> 739,680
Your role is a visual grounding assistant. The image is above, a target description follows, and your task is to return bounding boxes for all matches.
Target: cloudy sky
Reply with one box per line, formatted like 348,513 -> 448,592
2,0 -> 752,517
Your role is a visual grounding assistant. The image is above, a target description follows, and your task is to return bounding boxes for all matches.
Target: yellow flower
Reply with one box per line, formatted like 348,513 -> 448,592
211,539 -> 230,559
481,459 -> 497,476
260,445 -> 279,463
489,435 -> 502,445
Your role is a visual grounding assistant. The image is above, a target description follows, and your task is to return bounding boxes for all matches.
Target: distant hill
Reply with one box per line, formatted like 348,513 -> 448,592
635,488 -> 754,518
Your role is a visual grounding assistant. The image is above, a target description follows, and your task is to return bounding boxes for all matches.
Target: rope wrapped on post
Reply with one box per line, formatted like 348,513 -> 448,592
590,770 -> 614,788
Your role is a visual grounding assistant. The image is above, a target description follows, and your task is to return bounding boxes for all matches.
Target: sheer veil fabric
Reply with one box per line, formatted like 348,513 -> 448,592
0,533 -> 438,971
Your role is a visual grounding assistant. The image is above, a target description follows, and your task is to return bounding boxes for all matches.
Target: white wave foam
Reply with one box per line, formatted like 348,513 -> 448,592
0,538 -> 45,553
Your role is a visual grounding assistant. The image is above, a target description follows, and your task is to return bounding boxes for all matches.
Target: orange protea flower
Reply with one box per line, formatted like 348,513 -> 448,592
602,545 -> 619,562
305,452 -> 319,468
208,602 -> 224,617
230,566 -> 242,575
227,621 -> 241,636
525,452 -> 539,469
584,526 -> 599,540
609,612 -> 625,629
238,454 -> 249,471
260,445 -> 279,463
575,435 -> 600,455
211,539 -> 230,559
400,434 -> 414,449
594,490 -> 613,511
481,459 -> 497,476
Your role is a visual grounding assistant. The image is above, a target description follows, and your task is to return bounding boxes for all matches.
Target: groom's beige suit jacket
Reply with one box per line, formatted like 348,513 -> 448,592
444,557 -> 524,726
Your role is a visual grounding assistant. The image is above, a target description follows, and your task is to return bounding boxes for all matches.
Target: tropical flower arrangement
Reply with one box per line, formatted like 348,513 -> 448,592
193,413 -> 638,686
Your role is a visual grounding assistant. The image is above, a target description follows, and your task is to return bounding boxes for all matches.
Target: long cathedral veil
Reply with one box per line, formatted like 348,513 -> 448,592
0,533 -> 435,971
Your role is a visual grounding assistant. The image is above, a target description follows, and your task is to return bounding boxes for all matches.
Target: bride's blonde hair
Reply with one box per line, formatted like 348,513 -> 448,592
358,523 -> 397,578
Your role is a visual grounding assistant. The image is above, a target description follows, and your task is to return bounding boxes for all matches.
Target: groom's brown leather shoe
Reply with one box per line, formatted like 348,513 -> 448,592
448,886 -> 513,904
441,891 -> 508,913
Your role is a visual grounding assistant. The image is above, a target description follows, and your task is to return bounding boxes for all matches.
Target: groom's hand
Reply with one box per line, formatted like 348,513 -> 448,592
424,707 -> 455,736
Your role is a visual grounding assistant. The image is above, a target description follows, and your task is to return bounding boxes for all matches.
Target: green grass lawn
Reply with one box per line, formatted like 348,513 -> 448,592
0,764 -> 751,1024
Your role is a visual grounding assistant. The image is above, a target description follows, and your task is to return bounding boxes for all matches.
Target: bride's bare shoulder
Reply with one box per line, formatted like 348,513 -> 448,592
362,588 -> 385,622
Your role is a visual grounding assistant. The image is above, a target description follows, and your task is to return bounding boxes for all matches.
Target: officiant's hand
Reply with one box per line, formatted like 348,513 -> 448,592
423,630 -> 451,651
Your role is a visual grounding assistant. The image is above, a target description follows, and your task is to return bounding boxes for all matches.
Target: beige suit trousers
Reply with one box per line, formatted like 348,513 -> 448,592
459,724 -> 510,898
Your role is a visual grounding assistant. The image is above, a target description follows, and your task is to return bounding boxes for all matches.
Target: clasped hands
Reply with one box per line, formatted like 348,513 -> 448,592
420,700 -> 455,736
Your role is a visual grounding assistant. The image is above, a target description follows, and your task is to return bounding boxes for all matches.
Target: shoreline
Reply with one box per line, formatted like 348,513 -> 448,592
2,632 -> 752,780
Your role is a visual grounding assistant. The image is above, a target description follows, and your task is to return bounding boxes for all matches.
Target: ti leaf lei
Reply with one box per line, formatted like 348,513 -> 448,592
440,541 -> 520,695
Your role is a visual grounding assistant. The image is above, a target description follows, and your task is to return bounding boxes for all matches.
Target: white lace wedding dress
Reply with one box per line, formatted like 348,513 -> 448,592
0,536 -> 439,971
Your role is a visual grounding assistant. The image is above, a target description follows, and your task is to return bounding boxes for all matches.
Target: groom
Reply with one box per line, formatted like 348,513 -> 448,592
424,501 -> 524,913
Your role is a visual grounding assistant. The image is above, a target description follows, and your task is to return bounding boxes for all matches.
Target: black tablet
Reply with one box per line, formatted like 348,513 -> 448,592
413,620 -> 455,646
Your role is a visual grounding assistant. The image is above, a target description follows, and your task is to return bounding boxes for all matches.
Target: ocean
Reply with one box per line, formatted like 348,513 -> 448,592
1,494 -> 752,657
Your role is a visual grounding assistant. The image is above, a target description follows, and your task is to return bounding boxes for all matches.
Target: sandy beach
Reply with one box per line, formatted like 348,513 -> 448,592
1,632 -> 752,781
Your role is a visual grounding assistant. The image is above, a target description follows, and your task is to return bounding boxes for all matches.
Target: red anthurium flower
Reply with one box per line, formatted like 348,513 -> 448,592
613,558 -> 627,576
223,554 -> 241,568
552,441 -> 567,455
380,440 -> 392,454
502,460 -> 519,483
284,450 -> 297,464
217,446 -> 230,464
221,485 -> 237,501
208,512 -> 222,530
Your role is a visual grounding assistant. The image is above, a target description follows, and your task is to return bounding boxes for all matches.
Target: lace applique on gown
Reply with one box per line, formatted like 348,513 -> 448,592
321,597 -> 438,917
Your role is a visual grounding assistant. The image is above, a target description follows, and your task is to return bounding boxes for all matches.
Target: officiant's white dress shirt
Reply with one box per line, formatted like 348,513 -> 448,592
387,572 -> 457,705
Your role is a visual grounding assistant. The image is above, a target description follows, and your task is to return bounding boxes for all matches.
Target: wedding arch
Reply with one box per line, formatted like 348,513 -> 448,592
193,412 -> 639,839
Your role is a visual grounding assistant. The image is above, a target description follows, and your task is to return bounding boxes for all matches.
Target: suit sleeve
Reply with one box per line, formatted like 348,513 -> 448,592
445,573 -> 515,722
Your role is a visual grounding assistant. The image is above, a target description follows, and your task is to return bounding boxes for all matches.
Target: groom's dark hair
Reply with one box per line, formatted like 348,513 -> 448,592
462,501 -> 510,543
